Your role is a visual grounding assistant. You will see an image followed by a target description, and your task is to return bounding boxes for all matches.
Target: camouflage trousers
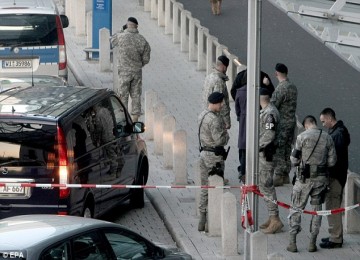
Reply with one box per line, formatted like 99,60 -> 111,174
259,154 -> 279,216
199,152 -> 224,213
117,71 -> 142,116
273,124 -> 295,177
288,176 -> 328,235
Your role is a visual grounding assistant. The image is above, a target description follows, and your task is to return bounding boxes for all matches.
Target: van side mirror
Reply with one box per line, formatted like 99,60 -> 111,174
60,15 -> 69,28
133,122 -> 145,133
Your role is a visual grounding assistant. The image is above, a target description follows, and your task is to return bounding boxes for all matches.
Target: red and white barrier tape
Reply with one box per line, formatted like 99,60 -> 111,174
1,183 -> 358,218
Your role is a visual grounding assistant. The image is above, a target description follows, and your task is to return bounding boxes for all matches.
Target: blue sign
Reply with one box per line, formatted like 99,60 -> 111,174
92,0 -> 112,58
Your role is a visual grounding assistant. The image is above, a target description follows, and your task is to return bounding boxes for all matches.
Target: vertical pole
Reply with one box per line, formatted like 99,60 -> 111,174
244,0 -> 262,259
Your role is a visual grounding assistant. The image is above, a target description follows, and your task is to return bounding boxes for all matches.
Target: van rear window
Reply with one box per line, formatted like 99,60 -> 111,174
0,122 -> 56,167
0,14 -> 58,46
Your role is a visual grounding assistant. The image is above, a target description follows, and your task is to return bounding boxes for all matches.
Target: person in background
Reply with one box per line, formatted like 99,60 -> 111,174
210,0 -> 223,15
319,108 -> 350,249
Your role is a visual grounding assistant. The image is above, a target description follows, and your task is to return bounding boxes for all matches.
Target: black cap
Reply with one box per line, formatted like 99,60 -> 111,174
128,17 -> 138,25
260,87 -> 271,96
208,92 -> 224,104
218,55 -> 229,67
275,63 -> 288,74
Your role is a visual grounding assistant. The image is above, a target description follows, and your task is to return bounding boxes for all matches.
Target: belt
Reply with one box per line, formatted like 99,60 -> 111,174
201,146 -> 218,152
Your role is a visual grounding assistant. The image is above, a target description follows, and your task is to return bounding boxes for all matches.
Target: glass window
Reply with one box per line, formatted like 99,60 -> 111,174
41,242 -> 69,260
104,230 -> 152,259
110,96 -> 129,137
72,232 -> 110,260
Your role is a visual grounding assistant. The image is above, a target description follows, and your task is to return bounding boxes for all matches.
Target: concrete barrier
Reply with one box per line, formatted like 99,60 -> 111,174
163,115 -> 176,169
154,102 -> 167,155
144,0 -> 151,12
197,27 -> 208,71
86,11 -> 93,47
173,130 -> 188,185
145,90 -> 158,140
75,0 -> 86,36
173,2 -> 183,44
344,171 -> 360,233
180,11 -> 190,52
189,18 -> 200,61
99,28 -> 111,72
164,0 -> 173,35
221,192 -> 238,256
151,0 -> 158,19
208,174 -> 223,236
158,0 -> 165,27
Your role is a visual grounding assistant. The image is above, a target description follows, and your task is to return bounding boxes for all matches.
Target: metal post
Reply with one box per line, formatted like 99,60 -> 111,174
244,0 -> 263,259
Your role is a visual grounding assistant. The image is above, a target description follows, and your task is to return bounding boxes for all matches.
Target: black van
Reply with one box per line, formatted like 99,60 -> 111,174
0,85 -> 149,218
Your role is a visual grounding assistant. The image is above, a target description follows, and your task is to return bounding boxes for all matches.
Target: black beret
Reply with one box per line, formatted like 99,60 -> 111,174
208,92 -> 224,104
275,63 -> 288,74
260,87 -> 271,96
128,17 -> 138,25
218,55 -> 229,67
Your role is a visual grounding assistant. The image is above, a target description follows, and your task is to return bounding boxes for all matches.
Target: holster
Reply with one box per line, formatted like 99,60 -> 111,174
208,162 -> 224,178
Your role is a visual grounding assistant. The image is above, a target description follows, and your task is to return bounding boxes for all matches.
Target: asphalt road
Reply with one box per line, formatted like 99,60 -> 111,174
177,0 -> 360,173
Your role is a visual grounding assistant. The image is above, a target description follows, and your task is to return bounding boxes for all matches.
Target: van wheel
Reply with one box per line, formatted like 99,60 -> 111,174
130,163 -> 147,209
83,203 -> 94,218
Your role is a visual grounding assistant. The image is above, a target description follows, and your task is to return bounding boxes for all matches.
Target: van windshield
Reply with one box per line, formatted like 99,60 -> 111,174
0,122 -> 56,167
0,14 -> 58,47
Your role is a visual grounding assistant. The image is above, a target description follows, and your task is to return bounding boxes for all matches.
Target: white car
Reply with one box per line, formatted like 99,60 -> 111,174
0,215 -> 192,259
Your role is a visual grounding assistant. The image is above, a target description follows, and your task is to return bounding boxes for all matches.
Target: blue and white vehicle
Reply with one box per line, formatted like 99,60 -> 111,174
0,0 -> 69,80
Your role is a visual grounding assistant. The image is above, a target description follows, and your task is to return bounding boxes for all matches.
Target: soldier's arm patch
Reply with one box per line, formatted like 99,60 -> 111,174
265,114 -> 276,130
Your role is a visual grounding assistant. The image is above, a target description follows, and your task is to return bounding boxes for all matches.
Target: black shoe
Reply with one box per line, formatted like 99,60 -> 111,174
321,237 -> 329,243
319,241 -> 343,249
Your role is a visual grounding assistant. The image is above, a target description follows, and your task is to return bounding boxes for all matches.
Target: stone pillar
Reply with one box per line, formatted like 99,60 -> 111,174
75,0 -> 86,36
86,11 -> 93,47
216,44 -> 226,59
158,0 -> 165,27
197,27 -> 208,71
144,0 -> 151,11
163,115 -> 176,169
189,18 -> 199,61
173,3 -> 182,43
344,172 -> 360,233
164,0 -> 173,35
180,11 -> 190,52
151,0 -> 158,19
154,102 -> 166,155
173,130 -> 187,185
99,28 -> 111,72
250,232 -> 267,259
208,175 -> 223,236
206,35 -> 218,75
221,192 -> 238,257
145,90 -> 158,141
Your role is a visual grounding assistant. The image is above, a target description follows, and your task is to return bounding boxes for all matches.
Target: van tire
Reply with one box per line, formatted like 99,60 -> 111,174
83,202 -> 94,218
130,160 -> 147,209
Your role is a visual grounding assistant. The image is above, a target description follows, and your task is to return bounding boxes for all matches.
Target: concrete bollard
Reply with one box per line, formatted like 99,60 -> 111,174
173,130 -> 188,185
208,174 -> 223,236
197,27 -> 208,71
112,46 -> 119,93
206,35 -> 218,75
65,0 -> 71,18
154,102 -> 166,155
344,172 -> 360,233
86,11 -> 93,47
163,115 -> 176,169
250,231 -> 268,259
138,0 -> 144,6
99,28 -> 111,72
267,252 -> 285,260
189,19 -> 200,61
173,3 -> 183,44
145,90 -> 158,140
180,11 -> 190,52
144,0 -> 151,11
215,44 -> 226,59
69,0 -> 76,27
75,0 -> 86,36
158,0 -> 165,27
164,0 -> 173,35
151,0 -> 158,19
221,192 -> 238,257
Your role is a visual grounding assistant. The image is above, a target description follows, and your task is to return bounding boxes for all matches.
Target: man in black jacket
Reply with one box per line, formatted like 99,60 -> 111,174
319,108 -> 351,249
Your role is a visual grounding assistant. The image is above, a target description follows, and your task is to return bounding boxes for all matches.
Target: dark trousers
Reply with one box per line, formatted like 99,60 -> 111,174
238,149 -> 246,175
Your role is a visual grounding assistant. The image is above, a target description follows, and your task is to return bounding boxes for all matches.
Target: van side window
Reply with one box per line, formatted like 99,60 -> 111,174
110,96 -> 130,136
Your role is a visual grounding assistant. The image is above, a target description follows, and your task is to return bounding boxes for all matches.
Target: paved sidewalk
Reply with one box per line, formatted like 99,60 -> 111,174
63,0 -> 360,259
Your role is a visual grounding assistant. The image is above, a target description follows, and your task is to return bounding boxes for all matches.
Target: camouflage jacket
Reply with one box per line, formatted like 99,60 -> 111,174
198,109 -> 229,149
291,127 -> 337,168
259,103 -> 280,149
270,79 -> 297,126
202,69 -> 231,128
113,28 -> 151,73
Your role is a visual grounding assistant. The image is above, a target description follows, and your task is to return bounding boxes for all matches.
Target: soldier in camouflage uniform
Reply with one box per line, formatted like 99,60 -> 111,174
270,63 -> 298,186
112,17 -> 151,122
258,88 -> 284,234
202,55 -> 231,129
198,92 -> 229,232
287,115 -> 336,253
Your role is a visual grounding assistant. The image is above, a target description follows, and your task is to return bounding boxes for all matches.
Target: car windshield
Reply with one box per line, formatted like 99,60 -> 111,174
0,14 -> 58,46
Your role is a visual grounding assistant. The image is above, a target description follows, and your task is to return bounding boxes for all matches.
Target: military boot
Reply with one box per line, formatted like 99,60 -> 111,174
211,3 -> 216,15
259,217 -> 271,229
308,235 -> 317,252
262,215 -> 284,234
287,234 -> 298,252
273,174 -> 284,187
216,1 -> 222,15
198,212 -> 206,231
